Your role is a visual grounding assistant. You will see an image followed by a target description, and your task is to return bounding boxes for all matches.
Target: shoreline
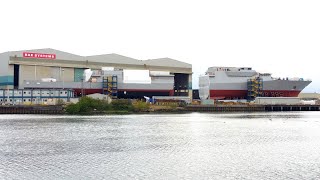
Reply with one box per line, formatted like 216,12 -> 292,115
0,104 -> 320,115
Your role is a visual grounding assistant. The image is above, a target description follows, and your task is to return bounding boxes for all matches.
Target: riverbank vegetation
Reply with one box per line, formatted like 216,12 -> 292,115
65,97 -> 151,115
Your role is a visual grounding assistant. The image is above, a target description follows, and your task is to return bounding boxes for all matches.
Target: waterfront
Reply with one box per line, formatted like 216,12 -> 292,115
1,112 -> 320,179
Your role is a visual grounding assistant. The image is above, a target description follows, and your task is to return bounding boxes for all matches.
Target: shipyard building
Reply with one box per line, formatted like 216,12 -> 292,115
0,48 -> 192,102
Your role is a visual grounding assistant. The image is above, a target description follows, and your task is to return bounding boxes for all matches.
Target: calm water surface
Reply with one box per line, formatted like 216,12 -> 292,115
1,112 -> 320,179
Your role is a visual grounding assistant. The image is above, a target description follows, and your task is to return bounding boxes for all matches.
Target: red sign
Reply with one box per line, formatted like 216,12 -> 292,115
23,52 -> 56,59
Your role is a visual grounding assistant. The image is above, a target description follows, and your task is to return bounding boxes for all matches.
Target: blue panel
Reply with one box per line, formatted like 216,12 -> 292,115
0,76 -> 14,86
74,68 -> 84,82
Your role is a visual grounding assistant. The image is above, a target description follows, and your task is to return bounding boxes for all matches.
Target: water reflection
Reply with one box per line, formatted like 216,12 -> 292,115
1,112 -> 320,179
219,112 -> 305,120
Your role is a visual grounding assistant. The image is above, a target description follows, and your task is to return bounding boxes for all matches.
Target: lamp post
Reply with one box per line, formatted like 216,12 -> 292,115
34,65 -> 37,80
6,83 -> 10,104
62,69 -> 65,89
81,78 -> 84,97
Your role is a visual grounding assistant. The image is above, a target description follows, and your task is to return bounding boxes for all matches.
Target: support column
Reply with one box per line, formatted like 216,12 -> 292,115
34,65 -> 37,80
188,73 -> 192,98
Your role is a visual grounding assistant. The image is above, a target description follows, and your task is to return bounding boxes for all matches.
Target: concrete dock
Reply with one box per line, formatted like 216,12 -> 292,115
185,105 -> 265,112
186,105 -> 320,112
264,105 -> 320,111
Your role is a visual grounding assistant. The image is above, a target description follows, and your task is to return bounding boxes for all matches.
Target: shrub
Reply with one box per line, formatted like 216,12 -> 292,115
65,97 -> 111,114
133,100 -> 150,111
111,99 -> 133,111
56,99 -> 65,105
169,103 -> 178,109
65,103 -> 80,114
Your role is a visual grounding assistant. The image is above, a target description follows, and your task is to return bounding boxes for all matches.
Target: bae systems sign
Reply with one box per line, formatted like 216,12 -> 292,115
23,52 -> 56,59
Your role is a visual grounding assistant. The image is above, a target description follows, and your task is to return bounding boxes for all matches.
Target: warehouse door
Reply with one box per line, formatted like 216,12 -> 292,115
174,73 -> 189,96
14,64 -> 19,89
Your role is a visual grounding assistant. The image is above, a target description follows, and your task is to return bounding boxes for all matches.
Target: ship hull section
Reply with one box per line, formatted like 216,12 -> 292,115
208,80 -> 311,99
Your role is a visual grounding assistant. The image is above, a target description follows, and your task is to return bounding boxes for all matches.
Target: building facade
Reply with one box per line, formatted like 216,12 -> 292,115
0,48 -> 192,98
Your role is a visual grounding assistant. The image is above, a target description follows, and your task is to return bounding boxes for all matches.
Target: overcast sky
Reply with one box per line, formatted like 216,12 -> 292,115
1,0 -> 319,92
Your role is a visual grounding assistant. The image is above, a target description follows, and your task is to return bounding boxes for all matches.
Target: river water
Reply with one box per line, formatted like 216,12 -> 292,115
1,112 -> 320,179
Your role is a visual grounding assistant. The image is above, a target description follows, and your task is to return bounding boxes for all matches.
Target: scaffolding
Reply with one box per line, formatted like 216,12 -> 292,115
247,77 -> 263,101
102,75 -> 118,98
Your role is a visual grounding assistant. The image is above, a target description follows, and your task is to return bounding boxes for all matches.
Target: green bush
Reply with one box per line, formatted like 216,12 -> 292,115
65,97 -> 151,114
65,103 -> 80,114
65,97 -> 111,114
111,99 -> 133,111
133,101 -> 150,111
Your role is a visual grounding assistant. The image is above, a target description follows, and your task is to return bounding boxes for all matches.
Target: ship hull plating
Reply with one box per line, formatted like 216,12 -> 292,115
208,80 -> 310,99
209,90 -> 301,99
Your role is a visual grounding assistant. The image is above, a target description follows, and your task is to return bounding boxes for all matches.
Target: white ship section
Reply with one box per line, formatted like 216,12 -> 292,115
208,71 -> 251,90
263,80 -> 311,91
21,70 -> 174,91
103,70 -> 174,90
203,66 -> 311,92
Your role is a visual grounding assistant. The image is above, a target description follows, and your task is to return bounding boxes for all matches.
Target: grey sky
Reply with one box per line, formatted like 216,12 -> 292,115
1,0 -> 319,92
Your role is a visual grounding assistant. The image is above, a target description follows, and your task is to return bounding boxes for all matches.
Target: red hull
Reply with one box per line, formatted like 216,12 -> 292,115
210,90 -> 301,99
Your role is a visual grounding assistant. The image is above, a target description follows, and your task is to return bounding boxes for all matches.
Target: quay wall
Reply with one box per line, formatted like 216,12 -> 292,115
0,104 -> 319,114
0,105 -> 64,114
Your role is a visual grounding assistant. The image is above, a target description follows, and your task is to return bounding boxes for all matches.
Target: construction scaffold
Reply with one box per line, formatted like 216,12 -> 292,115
247,77 -> 263,101
102,75 -> 118,98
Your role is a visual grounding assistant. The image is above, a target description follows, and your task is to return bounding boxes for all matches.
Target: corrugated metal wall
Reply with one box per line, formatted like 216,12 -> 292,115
19,65 -> 35,86
19,65 -> 75,87
36,66 -> 60,80
62,68 -> 74,82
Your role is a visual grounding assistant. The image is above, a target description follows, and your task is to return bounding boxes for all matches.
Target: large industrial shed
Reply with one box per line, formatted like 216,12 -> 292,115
0,48 -> 192,98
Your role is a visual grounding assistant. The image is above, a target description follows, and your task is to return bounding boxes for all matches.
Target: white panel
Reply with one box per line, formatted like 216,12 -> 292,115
0,52 -> 9,75
199,75 -> 210,100
123,70 -> 151,84
84,69 -> 93,82
102,67 -> 114,71
149,71 -> 170,76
